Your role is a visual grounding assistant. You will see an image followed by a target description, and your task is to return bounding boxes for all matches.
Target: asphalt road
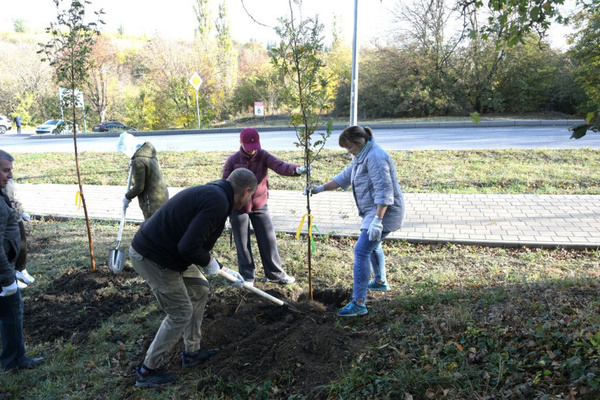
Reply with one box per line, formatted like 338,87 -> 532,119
0,124 -> 597,153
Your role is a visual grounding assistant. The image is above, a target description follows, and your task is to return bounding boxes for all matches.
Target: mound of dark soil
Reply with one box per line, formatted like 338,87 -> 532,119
22,268 -> 373,397
24,268 -> 153,344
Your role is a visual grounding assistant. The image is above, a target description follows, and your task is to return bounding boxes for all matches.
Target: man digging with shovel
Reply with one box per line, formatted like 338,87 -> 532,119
129,168 -> 256,388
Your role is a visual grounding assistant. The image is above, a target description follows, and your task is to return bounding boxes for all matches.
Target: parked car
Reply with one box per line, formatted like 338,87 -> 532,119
35,119 -> 77,134
92,121 -> 136,132
0,116 -> 12,134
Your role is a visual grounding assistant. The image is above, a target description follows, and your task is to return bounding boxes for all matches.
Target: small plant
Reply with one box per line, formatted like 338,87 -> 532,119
38,0 -> 105,270
269,0 -> 334,298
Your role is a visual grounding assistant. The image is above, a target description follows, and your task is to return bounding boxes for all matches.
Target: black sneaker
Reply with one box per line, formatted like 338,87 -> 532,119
4,356 -> 44,371
135,366 -> 179,388
181,348 -> 217,368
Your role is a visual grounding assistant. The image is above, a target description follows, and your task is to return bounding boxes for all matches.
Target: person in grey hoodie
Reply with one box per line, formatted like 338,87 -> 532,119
310,126 -> 404,317
123,141 -> 169,220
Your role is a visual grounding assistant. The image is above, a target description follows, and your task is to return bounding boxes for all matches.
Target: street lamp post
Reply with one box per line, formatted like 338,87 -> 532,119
349,0 -> 359,127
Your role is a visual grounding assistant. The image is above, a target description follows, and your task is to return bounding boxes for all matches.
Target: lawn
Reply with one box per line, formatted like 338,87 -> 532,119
3,148 -> 600,399
13,148 -> 600,194
5,219 -> 599,399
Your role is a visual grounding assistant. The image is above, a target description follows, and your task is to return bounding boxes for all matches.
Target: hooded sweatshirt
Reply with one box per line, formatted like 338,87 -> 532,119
125,142 -> 169,220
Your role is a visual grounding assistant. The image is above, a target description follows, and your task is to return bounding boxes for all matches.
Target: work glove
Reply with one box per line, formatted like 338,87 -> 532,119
223,268 -> 244,289
21,212 -> 30,222
304,185 -> 324,196
203,256 -> 221,276
367,216 -> 384,241
295,166 -> 310,175
0,280 -> 18,297
303,185 -> 323,196
16,269 -> 35,284
123,196 -> 131,209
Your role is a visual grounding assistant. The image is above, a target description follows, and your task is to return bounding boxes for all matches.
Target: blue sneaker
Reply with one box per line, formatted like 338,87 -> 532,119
367,280 -> 390,291
337,300 -> 368,317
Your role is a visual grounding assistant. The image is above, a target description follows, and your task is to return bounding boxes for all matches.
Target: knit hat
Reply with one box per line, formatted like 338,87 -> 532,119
240,128 -> 261,151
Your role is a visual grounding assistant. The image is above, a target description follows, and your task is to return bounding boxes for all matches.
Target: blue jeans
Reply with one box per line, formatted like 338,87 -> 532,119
0,288 -> 26,370
352,230 -> 389,303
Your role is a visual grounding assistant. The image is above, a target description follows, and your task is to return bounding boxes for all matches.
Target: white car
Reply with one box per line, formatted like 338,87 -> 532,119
0,116 -> 12,134
35,119 -> 76,134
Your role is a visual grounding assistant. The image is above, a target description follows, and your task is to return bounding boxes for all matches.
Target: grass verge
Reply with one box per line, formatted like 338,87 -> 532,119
5,219 -> 600,399
13,148 -> 600,194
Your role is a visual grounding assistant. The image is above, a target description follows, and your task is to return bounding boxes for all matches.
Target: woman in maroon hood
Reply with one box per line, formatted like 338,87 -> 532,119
222,128 -> 307,285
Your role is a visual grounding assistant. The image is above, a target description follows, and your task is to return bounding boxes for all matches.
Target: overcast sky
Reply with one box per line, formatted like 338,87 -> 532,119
2,0 -> 573,48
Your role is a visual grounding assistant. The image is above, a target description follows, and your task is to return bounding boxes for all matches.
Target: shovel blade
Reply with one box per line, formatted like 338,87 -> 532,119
108,249 -> 125,275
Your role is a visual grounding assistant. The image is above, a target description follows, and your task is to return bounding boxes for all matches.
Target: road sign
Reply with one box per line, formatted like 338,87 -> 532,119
189,72 -> 203,91
254,102 -> 264,116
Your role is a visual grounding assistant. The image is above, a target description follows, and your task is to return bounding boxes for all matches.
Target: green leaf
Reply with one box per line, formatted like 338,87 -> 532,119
586,111 -> 598,124
569,124 -> 589,139
470,112 -> 481,125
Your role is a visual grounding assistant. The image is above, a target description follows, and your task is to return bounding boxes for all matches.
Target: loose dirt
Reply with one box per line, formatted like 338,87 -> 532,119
23,268 -> 373,397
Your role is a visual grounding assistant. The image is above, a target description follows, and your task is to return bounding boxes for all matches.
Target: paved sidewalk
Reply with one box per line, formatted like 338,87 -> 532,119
15,184 -> 600,249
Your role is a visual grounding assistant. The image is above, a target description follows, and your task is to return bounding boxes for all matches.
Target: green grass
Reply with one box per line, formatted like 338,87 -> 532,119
5,146 -> 600,398
8,219 -> 600,399
14,148 -> 600,194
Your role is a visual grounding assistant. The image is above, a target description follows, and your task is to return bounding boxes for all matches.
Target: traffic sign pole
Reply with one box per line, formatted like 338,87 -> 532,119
195,90 -> 201,130
189,72 -> 203,130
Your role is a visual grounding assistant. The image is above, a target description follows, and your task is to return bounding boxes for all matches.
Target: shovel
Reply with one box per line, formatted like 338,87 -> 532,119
218,269 -> 298,312
108,160 -> 133,275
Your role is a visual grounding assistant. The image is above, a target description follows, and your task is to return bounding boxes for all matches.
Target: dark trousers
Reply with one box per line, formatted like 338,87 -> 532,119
230,204 -> 287,282
0,289 -> 26,370
16,221 -> 26,272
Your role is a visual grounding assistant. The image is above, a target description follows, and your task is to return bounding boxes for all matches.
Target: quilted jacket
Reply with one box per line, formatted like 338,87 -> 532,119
333,138 -> 404,232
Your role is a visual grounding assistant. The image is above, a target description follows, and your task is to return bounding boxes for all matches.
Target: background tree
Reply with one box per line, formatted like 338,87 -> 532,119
213,1 -> 238,120
13,19 -> 29,33
568,1 -> 600,138
194,0 -> 212,48
270,1 -> 334,299
87,35 -> 118,123
38,0 -> 104,270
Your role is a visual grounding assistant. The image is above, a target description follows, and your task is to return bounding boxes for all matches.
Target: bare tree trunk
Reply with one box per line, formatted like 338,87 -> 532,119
71,77 -> 96,271
305,135 -> 313,301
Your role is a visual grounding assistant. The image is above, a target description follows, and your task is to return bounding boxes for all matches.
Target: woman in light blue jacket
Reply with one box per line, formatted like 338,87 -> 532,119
312,126 -> 404,317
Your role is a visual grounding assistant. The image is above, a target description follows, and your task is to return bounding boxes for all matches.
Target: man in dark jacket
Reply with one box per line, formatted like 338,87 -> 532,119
123,141 -> 169,220
129,168 -> 256,388
0,150 -> 43,371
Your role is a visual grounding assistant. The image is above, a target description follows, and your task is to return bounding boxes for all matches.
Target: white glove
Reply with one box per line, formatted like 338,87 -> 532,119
123,197 -> 131,209
310,185 -> 324,195
16,269 -> 35,284
295,166 -> 310,175
203,256 -> 220,276
0,281 -> 18,297
367,216 -> 383,241
224,268 -> 244,289
21,212 -> 30,222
